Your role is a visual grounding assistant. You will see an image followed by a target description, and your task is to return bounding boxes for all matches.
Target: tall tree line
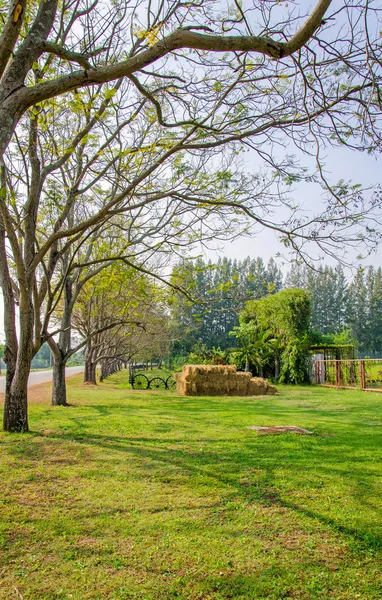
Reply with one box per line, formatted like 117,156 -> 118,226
170,257 -> 283,354
286,264 -> 382,355
171,260 -> 382,357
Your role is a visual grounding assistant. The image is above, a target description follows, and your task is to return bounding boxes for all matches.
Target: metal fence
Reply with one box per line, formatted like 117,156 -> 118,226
313,359 -> 382,391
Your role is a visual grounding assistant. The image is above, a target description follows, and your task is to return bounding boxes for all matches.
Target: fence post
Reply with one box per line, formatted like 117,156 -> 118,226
314,361 -> 318,384
335,361 -> 341,386
360,360 -> 366,390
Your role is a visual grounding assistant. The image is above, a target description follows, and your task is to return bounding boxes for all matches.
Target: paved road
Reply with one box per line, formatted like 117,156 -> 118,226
0,366 -> 84,392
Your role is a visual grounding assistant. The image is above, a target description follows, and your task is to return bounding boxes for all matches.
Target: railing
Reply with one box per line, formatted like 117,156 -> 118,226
313,359 -> 382,391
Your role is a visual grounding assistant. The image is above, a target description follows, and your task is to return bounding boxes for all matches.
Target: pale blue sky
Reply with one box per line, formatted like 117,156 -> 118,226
204,144 -> 382,272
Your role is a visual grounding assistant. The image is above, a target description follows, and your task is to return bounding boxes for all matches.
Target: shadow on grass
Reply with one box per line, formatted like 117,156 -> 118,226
34,426 -> 382,552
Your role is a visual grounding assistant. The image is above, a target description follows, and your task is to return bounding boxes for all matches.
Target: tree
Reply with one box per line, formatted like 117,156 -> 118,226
1,0 -> 381,431
368,267 -> 382,356
71,263 -> 168,384
170,256 -> 283,354
285,263 -> 382,355
242,288 -> 311,383
344,268 -> 368,352
230,323 -> 277,376
1,70 -> 259,426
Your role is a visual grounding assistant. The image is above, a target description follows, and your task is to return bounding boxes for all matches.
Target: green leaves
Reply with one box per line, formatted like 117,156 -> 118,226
242,288 -> 311,383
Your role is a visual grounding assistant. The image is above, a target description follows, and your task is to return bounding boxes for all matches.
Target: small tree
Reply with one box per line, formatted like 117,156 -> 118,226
242,289 -> 311,383
230,323 -> 277,375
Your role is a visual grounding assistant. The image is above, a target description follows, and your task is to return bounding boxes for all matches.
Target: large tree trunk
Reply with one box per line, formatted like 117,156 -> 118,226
3,306 -> 33,432
0,226 -> 19,428
3,359 -> 30,432
52,357 -> 67,406
84,359 -> 97,384
48,278 -> 73,406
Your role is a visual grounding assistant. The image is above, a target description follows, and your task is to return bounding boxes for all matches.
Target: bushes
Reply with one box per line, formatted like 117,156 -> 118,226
279,338 -> 311,384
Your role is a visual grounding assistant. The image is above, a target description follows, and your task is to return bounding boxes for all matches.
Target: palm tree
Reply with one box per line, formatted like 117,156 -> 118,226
230,323 -> 277,376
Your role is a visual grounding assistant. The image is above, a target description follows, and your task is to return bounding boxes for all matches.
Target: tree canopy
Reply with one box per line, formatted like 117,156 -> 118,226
240,288 -> 311,383
170,256 -> 283,356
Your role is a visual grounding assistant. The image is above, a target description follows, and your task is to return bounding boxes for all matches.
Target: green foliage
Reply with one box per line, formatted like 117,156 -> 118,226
286,263 -> 382,356
311,328 -> 357,347
67,351 -> 85,367
279,336 -> 311,384
241,289 -> 311,383
170,259 -> 382,371
230,323 -> 277,372
31,343 -> 51,369
170,256 -> 282,355
243,288 -> 311,341
188,343 -> 228,365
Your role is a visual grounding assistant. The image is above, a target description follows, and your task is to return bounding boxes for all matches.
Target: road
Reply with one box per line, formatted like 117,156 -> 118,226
0,366 -> 84,393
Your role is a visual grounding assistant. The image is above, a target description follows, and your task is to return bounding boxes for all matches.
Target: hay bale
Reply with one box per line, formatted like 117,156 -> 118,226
248,377 -> 268,395
266,384 -> 277,395
248,377 -> 278,396
175,365 -> 277,397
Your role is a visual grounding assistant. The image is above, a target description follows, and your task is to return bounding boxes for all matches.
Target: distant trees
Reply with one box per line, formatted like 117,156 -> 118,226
170,259 -> 382,368
285,264 -> 348,333
71,263 -> 168,386
170,256 -> 283,355
286,264 -> 382,355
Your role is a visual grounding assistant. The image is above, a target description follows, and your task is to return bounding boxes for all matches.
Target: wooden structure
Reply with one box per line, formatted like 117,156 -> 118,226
310,344 -> 355,360
313,358 -> 382,392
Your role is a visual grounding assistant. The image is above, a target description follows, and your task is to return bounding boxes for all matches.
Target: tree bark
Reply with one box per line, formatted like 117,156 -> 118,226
275,357 -> 280,380
52,357 -> 67,406
3,360 -> 30,432
4,288 -> 35,431
47,276 -> 74,406
84,358 -> 97,384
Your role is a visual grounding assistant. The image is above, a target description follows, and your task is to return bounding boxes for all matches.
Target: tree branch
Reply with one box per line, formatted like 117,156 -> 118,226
42,40 -> 91,70
14,0 -> 332,110
0,1 -> 26,80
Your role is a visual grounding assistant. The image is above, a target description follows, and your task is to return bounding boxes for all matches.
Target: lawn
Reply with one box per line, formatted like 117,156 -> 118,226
0,373 -> 381,600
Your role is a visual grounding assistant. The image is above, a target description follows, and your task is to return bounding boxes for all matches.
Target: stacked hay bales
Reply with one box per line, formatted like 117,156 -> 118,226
174,365 -> 277,396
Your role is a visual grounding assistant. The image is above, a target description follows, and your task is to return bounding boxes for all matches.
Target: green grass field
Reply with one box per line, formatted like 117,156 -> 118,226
0,373 -> 381,599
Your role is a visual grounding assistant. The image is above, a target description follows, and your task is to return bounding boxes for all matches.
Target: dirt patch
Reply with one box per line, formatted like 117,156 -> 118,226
247,426 -> 313,435
38,429 -> 65,436
0,382 -> 51,405
0,373 -> 82,405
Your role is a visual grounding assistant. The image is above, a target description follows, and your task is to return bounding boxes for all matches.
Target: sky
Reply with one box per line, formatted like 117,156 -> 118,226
204,145 -> 382,272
